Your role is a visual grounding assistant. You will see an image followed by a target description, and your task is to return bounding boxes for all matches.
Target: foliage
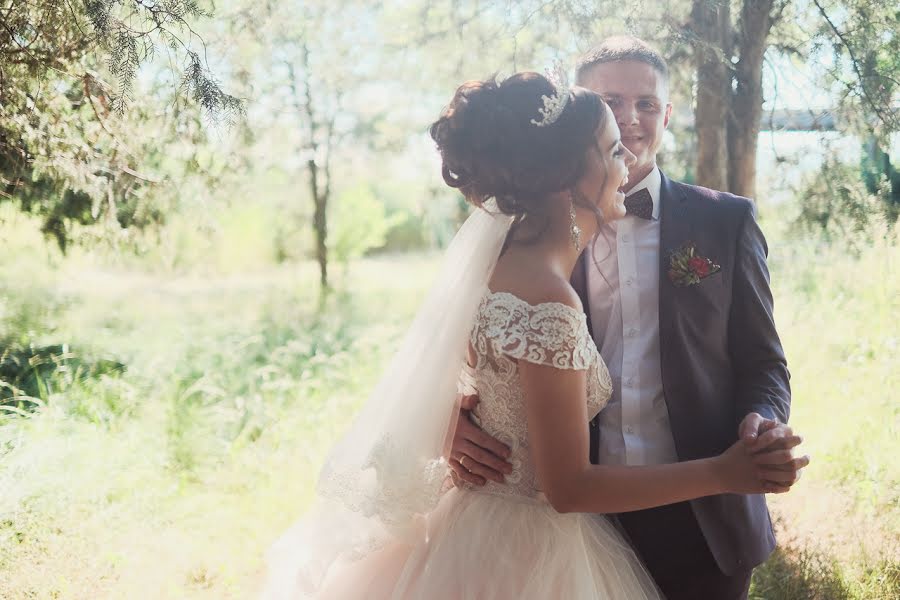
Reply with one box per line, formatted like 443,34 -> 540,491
805,0 -> 900,140
329,185 -> 407,265
0,2 -> 898,596
0,242 -> 419,596
752,546 -> 900,600
1,0 -> 898,262
793,157 -> 898,250
0,343 -> 124,407
752,546 -> 852,600
0,214 -> 897,596
0,1 -> 241,249
1,1 -> 241,117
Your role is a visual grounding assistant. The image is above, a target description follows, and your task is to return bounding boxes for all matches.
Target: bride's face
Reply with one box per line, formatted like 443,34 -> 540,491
577,104 -> 635,222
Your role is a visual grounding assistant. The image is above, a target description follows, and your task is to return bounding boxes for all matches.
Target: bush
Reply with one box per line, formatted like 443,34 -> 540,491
0,343 -> 125,410
793,158 -> 898,252
330,185 -> 407,263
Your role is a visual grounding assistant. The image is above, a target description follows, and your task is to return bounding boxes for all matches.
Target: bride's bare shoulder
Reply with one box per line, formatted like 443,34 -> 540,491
489,254 -> 583,312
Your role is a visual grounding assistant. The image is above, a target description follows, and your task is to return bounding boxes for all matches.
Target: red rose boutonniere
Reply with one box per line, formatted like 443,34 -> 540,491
668,241 -> 721,287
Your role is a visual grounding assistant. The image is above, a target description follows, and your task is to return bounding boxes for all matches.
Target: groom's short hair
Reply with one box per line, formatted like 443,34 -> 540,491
575,36 -> 669,86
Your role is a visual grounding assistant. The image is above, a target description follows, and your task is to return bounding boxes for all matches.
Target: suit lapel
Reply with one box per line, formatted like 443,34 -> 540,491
658,171 -> 694,267
658,172 -> 694,418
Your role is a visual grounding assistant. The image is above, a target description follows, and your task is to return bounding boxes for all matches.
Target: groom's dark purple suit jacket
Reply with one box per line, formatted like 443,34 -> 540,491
570,171 -> 791,576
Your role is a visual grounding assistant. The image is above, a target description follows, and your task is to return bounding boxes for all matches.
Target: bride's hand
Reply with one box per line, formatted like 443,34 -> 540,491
714,439 -> 810,495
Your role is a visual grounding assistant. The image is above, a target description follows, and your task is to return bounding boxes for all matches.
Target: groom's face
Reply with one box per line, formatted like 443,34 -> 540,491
578,60 -> 672,188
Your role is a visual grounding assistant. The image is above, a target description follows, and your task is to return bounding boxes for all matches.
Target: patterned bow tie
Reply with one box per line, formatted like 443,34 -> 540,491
624,188 -> 653,220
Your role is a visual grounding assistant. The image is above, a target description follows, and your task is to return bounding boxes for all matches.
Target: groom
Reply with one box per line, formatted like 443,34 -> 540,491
450,37 -> 803,599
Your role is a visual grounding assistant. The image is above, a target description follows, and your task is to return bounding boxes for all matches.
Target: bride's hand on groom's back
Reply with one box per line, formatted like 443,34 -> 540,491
448,394 -> 513,487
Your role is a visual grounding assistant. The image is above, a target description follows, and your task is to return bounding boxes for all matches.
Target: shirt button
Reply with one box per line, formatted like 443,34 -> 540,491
627,328 -> 638,337
625,278 -> 634,286
622,235 -> 631,243
625,377 -> 635,387
625,426 -> 634,434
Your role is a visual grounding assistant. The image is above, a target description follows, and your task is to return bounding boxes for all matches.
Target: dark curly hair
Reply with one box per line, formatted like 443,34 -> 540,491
429,72 -> 608,221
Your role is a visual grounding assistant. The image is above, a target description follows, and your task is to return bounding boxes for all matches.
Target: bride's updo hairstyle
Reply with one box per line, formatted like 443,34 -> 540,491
429,72 -> 607,219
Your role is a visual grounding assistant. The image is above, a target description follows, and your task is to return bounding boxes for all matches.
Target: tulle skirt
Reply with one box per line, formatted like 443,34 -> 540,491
262,488 -> 661,599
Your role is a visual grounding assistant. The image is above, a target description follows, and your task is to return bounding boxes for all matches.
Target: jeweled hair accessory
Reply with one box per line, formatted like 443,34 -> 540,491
530,61 -> 571,127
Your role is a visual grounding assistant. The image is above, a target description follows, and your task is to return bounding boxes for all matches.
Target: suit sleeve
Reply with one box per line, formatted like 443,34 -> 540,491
727,206 -> 791,425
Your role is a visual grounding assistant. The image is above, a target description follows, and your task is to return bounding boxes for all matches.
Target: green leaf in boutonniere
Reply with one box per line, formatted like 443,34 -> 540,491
667,241 -> 721,287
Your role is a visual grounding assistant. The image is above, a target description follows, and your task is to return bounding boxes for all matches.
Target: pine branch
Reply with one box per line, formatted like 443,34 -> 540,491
811,0 -> 897,132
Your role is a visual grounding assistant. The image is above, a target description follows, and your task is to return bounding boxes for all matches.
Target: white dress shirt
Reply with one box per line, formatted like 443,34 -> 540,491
587,167 -> 679,466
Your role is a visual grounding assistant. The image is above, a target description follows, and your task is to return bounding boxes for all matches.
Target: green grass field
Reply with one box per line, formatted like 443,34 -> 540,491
0,209 -> 897,599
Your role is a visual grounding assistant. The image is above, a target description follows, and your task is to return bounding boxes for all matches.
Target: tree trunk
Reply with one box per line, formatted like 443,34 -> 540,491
308,158 -> 328,289
287,42 -> 331,291
728,0 -> 778,200
300,44 -> 329,290
691,0 -> 731,192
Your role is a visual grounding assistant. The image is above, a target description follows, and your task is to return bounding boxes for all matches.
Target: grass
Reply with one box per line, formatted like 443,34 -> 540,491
748,221 -> 899,599
0,207 -> 897,598
751,546 -> 900,600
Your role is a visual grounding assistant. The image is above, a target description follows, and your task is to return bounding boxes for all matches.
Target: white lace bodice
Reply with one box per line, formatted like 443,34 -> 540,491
461,291 -> 612,501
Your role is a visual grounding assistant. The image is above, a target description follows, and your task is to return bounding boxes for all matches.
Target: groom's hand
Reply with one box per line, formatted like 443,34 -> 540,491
738,412 -> 775,448
448,394 -> 513,486
738,413 -> 809,489
739,412 -> 796,450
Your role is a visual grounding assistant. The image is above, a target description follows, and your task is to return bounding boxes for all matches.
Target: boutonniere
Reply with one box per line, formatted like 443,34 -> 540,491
668,241 -> 721,287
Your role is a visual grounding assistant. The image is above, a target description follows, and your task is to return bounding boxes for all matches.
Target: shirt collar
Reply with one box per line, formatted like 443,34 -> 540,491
624,166 -> 661,220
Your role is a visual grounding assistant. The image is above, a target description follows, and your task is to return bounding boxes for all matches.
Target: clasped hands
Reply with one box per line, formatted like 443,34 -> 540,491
450,395 -> 809,494
734,411 -> 809,493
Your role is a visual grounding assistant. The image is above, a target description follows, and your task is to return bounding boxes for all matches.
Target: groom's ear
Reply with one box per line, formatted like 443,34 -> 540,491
663,103 -> 673,129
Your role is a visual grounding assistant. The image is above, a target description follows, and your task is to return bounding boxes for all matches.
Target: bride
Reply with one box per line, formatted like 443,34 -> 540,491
261,72 -> 801,599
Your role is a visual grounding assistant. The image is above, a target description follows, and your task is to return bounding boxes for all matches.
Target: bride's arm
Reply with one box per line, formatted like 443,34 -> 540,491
520,361 -> 802,514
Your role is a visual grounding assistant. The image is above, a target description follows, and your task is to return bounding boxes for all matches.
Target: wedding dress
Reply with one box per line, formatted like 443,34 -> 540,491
262,288 -> 661,599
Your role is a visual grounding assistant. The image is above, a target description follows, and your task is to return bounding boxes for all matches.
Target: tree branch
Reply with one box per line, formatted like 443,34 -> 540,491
83,73 -> 115,137
811,0 -> 895,131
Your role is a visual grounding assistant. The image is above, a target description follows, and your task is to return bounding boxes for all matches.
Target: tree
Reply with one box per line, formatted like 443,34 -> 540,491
0,0 -> 241,249
689,0 -> 734,192
681,0 -> 898,200
726,0 -> 782,199
285,42 -> 336,290
420,0 -> 899,203
232,0 -> 395,290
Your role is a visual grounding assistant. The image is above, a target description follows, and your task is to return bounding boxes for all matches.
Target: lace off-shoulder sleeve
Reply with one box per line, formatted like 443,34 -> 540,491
486,295 -> 594,370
